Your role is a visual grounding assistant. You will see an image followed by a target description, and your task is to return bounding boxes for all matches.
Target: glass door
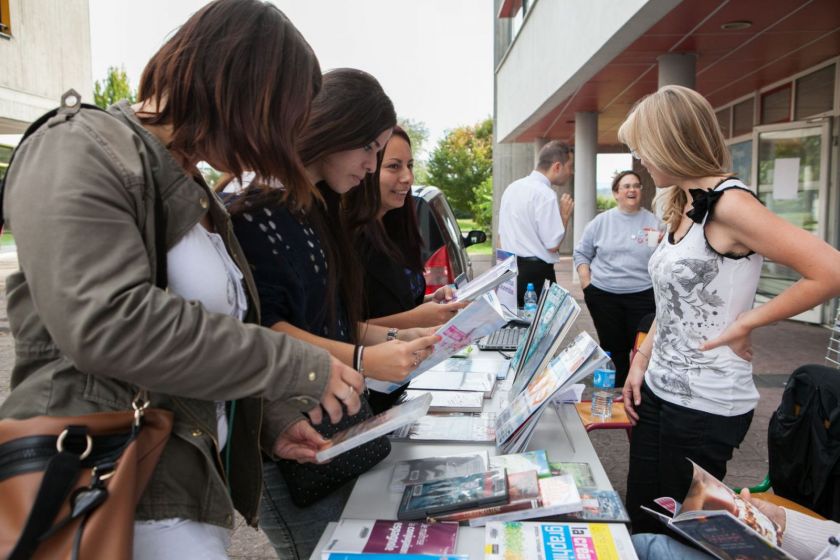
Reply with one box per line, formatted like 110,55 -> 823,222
754,122 -> 830,323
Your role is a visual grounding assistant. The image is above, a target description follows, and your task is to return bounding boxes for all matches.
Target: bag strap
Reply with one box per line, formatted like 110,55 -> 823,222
7,426 -> 91,560
0,90 -> 167,289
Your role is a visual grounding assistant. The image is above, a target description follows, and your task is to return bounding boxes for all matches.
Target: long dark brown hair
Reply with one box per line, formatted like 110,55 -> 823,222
233,68 -> 396,342
137,0 -> 321,208
345,127 -> 424,272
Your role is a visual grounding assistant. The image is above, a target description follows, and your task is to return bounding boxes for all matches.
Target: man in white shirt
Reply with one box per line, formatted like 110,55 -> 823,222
499,140 -> 575,306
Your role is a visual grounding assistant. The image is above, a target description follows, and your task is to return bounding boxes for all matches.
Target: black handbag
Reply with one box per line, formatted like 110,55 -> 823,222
275,397 -> 390,507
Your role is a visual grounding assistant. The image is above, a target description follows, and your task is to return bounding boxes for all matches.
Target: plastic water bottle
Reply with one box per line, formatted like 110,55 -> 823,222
591,352 -> 616,420
523,283 -> 538,320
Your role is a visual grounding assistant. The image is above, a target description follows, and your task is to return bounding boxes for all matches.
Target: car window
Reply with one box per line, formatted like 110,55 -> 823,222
429,194 -> 466,277
414,196 -> 444,262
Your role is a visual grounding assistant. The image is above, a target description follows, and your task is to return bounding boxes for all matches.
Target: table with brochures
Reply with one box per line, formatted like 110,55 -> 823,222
310,349 -> 636,559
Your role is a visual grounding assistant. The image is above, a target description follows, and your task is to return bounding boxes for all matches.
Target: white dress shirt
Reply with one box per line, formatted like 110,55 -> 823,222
498,170 -> 565,263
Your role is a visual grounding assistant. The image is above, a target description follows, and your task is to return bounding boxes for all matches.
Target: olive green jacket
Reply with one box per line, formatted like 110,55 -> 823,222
0,100 -> 331,527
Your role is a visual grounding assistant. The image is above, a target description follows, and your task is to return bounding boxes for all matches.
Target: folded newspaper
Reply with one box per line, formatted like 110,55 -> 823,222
496,332 -> 607,454
366,291 -> 508,394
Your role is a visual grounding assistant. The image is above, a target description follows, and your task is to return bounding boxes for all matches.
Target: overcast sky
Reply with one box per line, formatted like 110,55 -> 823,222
88,0 -> 493,158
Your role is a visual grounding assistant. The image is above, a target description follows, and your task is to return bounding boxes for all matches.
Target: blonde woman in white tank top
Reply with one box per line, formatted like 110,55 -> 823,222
616,85 -> 840,536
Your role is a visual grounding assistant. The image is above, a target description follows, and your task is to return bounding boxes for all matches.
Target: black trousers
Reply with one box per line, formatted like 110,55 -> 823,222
582,285 -> 656,387
515,257 -> 556,307
625,382 -> 754,535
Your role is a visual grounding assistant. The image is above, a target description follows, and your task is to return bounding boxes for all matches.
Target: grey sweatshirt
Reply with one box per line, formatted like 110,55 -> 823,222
573,207 -> 661,294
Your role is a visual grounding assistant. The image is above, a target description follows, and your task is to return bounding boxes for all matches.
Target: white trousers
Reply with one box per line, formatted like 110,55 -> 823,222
133,519 -> 230,560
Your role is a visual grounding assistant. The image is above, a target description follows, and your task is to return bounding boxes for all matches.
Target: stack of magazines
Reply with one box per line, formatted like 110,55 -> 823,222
507,282 -> 581,397
495,332 -> 608,454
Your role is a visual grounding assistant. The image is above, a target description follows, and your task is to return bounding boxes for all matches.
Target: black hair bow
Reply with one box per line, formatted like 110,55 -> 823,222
686,188 -> 723,224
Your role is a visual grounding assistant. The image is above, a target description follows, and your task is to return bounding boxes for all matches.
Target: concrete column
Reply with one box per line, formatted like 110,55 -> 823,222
573,112 -> 598,257
534,137 -> 549,164
657,53 -> 696,89
491,142 -> 535,261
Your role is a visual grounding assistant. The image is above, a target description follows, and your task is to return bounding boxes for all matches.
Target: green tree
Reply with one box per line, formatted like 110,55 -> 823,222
398,117 -> 430,184
398,117 -> 429,157
93,66 -> 136,109
471,176 -> 493,230
596,194 -> 617,211
426,117 -> 493,218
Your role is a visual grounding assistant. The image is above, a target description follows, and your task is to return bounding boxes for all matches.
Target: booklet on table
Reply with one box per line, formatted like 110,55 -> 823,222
320,519 -> 459,557
483,521 -> 637,559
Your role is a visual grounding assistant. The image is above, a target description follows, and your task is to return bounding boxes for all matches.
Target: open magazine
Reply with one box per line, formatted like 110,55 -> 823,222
315,393 -> 432,462
366,291 -> 508,394
508,283 -> 580,398
496,332 -> 607,454
452,255 -> 517,302
642,460 -> 796,560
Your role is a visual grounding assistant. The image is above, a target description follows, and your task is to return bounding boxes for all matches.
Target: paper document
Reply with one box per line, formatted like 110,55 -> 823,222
366,292 -> 507,394
453,255 -> 517,302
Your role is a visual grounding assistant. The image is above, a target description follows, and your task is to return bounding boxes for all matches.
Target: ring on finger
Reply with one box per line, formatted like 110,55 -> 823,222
340,384 -> 354,402
412,350 -> 420,367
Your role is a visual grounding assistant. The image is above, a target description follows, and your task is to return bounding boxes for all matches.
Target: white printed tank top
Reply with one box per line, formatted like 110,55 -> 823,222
645,178 -> 763,416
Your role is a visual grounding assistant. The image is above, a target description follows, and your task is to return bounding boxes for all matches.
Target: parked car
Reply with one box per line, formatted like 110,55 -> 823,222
412,185 -> 486,295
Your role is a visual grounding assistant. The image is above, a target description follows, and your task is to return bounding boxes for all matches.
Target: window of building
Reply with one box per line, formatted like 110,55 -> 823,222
729,140 -> 752,185
795,64 -> 835,120
761,85 -> 792,124
0,0 -> 10,36
716,107 -> 731,138
732,98 -> 754,137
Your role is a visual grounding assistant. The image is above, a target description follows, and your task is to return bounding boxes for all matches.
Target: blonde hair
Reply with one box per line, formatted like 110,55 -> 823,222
617,85 -> 731,231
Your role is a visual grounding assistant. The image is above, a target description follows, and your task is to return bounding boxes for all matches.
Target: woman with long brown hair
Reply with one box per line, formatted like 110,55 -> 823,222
229,69 -> 438,559
343,126 -> 467,412
618,85 -> 840,535
0,1 -> 363,558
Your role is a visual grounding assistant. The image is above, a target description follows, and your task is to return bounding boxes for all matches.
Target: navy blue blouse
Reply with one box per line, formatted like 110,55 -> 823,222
230,196 -> 349,342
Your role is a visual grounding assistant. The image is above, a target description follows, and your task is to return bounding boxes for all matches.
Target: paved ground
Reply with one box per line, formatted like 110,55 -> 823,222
0,253 -> 831,558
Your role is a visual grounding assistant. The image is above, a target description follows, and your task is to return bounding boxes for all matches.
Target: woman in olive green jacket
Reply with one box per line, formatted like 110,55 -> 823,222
0,1 -> 363,557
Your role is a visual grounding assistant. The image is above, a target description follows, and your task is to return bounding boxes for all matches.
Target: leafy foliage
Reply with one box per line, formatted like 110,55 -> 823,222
426,118 -> 493,218
597,194 -> 617,211
398,117 -> 429,156
93,66 -> 136,109
471,176 -> 493,230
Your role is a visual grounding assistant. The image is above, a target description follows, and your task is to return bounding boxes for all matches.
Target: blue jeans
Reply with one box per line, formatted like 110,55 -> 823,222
259,460 -> 355,559
632,534 -> 713,560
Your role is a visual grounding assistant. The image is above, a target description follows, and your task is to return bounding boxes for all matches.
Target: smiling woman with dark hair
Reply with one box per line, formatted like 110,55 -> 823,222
572,170 -> 661,386
229,69 -> 439,559
0,1 -> 366,558
343,127 -> 467,412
